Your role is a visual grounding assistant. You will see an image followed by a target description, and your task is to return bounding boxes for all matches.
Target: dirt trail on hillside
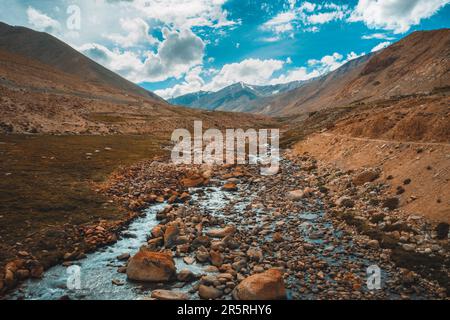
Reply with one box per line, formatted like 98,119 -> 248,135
294,132 -> 450,223
321,132 -> 450,147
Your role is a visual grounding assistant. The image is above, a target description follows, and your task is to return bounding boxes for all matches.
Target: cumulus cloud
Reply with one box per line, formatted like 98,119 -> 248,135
270,67 -> 320,84
159,50 -> 366,98
371,41 -> 392,52
155,66 -> 205,99
131,0 -> 237,29
349,0 -> 450,34
105,18 -> 159,48
26,6 -> 61,33
79,28 -> 205,83
141,28 -> 205,82
308,51 -> 364,72
78,43 -> 144,79
204,58 -> 285,92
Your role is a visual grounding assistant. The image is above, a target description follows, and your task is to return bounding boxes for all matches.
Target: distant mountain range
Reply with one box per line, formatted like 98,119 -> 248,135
171,28 -> 450,116
169,80 -> 308,112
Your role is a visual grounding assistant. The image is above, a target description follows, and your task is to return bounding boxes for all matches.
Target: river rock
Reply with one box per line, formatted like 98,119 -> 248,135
164,224 -> 179,248
191,235 -> 211,249
222,183 -> 238,192
117,253 -> 130,261
287,190 -> 304,201
151,225 -> 165,238
233,269 -> 286,300
196,248 -> 210,263
272,232 -> 283,242
181,176 -> 205,188
210,250 -> 224,267
126,249 -> 176,282
207,225 -> 236,238
402,243 -> 416,252
151,289 -> 189,300
336,196 -> 355,208
246,248 -> 263,262
198,284 -> 222,300
177,269 -> 197,282
183,256 -> 195,265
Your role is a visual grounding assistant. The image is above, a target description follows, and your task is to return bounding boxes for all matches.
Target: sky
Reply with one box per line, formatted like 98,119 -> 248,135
0,0 -> 449,99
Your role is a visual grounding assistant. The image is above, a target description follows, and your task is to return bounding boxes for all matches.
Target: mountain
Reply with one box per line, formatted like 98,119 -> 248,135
0,22 -> 163,103
252,28 -> 450,116
169,80 -> 306,112
0,22 -> 267,134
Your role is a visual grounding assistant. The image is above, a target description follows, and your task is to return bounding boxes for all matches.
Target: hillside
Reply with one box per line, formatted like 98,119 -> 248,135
253,29 -> 450,116
0,23 -> 269,134
0,22 -> 163,102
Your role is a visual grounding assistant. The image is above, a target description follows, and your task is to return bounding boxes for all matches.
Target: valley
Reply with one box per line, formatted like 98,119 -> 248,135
0,21 -> 448,300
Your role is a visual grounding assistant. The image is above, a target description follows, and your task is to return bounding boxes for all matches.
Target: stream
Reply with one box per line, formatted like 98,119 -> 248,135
8,185 -> 245,300
6,159 -> 430,300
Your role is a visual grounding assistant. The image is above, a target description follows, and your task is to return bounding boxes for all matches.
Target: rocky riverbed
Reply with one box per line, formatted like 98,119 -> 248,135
4,152 -> 449,300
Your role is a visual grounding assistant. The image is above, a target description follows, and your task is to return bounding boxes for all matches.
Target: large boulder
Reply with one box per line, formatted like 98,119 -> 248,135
232,269 -> 286,300
126,249 -> 176,282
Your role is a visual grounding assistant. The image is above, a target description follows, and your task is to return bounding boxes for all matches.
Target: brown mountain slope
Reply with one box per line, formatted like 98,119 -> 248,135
254,28 -> 450,116
0,23 -> 270,134
0,22 -> 163,102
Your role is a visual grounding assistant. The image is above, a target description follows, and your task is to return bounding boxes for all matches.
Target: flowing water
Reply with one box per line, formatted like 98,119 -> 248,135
8,185 -> 245,300
7,172 -> 422,300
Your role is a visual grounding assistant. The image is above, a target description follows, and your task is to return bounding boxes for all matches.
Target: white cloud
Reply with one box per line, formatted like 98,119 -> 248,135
155,66 -> 205,98
78,43 -> 144,80
361,33 -> 395,40
79,28 -> 205,83
371,41 -> 392,52
204,58 -> 285,92
349,0 -> 450,34
307,51 -> 364,73
299,1 -> 316,12
105,18 -> 159,48
131,0 -> 237,29
307,10 -> 345,24
160,50 -> 367,98
261,11 -> 296,35
261,1 -> 349,37
141,28 -> 205,82
26,6 -> 61,33
260,36 -> 281,42
270,67 -> 320,84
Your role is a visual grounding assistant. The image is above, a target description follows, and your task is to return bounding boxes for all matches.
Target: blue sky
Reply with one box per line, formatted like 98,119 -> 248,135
0,0 -> 449,98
